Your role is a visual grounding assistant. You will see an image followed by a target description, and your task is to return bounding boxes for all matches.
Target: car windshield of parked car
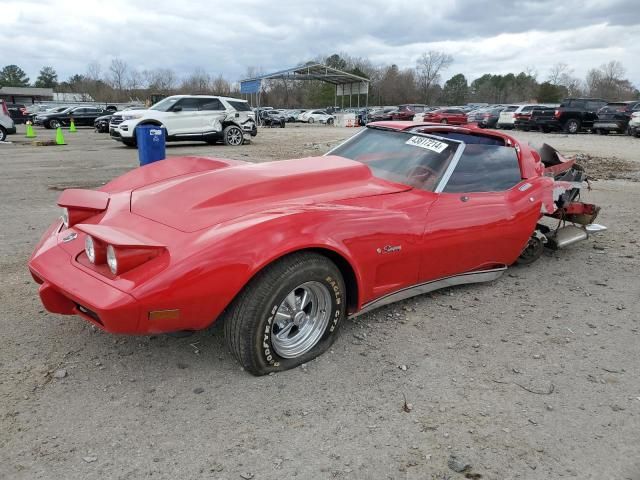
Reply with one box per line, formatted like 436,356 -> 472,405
329,127 -> 461,192
149,97 -> 180,112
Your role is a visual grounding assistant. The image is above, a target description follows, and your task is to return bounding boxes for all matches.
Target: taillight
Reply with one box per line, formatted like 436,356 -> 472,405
554,110 -> 560,118
1,102 -> 8,116
483,114 -> 491,118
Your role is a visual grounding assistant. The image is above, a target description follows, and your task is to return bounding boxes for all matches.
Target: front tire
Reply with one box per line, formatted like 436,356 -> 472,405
49,119 -> 61,129
308,117 -> 315,124
0,126 -> 6,142
223,125 -> 244,146
224,252 -> 346,375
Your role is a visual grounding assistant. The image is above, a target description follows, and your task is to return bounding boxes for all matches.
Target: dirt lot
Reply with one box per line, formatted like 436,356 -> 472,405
1,124 -> 639,480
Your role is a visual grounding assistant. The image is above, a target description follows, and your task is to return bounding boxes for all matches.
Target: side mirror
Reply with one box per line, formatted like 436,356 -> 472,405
172,105 -> 182,112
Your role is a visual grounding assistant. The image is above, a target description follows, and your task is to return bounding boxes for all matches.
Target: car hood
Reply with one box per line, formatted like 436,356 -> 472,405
130,155 -> 410,232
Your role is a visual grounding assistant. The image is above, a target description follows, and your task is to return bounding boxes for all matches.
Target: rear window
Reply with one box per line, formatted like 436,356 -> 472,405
503,106 -> 518,112
443,145 -> 522,193
520,106 -> 536,112
227,101 -> 251,112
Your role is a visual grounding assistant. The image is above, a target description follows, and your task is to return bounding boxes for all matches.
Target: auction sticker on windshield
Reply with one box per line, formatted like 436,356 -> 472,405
405,136 -> 449,153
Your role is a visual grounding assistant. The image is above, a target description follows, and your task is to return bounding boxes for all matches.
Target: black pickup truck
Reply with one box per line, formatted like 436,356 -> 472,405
541,98 -> 608,134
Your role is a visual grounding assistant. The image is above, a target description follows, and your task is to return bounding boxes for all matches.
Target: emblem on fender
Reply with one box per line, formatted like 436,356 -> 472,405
377,245 -> 402,254
62,232 -> 78,243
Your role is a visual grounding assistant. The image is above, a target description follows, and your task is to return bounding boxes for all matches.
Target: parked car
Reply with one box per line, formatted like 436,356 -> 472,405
467,106 -> 505,128
110,95 -> 257,147
391,104 -> 428,121
6,103 -> 29,124
260,110 -> 286,128
592,101 -> 640,135
0,100 -> 17,141
513,106 -> 556,131
283,109 -> 304,122
94,113 -> 114,133
28,105 -> 70,123
497,104 -> 546,129
628,111 -> 640,137
28,122 -> 605,375
550,98 -> 608,133
34,106 -> 107,129
367,107 -> 397,123
298,109 -> 334,124
423,108 -> 467,125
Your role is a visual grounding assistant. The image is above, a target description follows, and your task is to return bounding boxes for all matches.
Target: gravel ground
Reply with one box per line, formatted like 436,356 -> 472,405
1,124 -> 639,480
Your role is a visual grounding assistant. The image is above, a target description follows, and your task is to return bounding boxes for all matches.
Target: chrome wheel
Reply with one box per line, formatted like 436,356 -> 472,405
271,281 -> 332,358
50,119 -> 61,129
225,126 -> 243,146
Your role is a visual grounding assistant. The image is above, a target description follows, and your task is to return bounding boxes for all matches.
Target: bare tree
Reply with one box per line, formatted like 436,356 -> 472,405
210,75 -> 231,96
181,68 -> 211,93
109,58 -> 129,93
145,68 -> 177,93
548,62 -> 569,85
416,51 -> 453,104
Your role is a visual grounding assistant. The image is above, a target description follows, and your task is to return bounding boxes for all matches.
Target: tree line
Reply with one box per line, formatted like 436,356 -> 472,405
1,53 -> 638,107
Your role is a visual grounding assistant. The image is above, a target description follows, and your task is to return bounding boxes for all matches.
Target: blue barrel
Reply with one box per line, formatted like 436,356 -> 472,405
136,125 -> 166,166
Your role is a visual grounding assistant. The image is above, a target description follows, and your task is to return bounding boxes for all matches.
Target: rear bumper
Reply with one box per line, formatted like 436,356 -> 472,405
593,121 -> 626,131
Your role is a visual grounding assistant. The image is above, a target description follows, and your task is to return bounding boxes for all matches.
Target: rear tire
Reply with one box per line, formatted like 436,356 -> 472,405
516,235 -> 544,265
223,125 -> 244,146
223,252 -> 346,375
564,118 -> 581,134
308,117 -> 315,124
0,126 -> 6,142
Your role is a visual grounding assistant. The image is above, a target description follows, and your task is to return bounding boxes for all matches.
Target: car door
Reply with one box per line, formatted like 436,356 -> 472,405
70,108 -> 86,125
419,143 -> 541,282
198,98 -> 226,135
169,98 -> 203,135
84,108 -> 102,125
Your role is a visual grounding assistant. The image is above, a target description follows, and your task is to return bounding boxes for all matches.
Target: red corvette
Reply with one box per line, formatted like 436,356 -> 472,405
29,122 -> 605,375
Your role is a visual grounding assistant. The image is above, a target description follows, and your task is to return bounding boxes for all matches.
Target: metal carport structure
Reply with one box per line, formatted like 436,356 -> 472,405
239,63 -> 370,109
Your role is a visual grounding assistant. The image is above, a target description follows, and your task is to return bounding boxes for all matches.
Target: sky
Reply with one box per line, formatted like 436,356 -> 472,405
3,0 -> 639,86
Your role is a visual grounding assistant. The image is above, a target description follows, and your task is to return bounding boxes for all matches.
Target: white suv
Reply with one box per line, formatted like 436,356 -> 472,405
110,95 -> 257,147
0,100 -> 17,142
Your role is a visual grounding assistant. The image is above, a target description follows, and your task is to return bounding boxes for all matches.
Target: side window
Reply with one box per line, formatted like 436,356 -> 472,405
586,101 -> 602,110
199,98 -> 224,110
72,108 -> 86,114
571,100 -> 586,109
175,98 -> 201,111
633,103 -> 640,111
443,146 -> 522,193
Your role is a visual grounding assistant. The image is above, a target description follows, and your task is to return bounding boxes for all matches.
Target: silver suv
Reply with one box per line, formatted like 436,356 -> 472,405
0,100 -> 17,142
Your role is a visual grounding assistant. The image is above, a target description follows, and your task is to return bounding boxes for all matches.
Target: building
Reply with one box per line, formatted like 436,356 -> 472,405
0,86 -> 54,104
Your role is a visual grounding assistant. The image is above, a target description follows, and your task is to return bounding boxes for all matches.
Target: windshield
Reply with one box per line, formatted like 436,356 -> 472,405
150,97 -> 180,112
329,128 -> 461,192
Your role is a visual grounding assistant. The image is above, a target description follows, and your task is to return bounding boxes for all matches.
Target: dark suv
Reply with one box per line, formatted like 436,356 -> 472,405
34,106 -> 107,129
593,101 -> 640,135
552,98 -> 607,134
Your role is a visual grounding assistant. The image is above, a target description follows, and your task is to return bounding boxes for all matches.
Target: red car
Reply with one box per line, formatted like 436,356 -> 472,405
391,104 -> 428,121
29,122 -> 605,375
423,108 -> 468,125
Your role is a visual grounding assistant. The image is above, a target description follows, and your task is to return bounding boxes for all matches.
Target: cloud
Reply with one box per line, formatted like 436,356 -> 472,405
2,0 -> 638,87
